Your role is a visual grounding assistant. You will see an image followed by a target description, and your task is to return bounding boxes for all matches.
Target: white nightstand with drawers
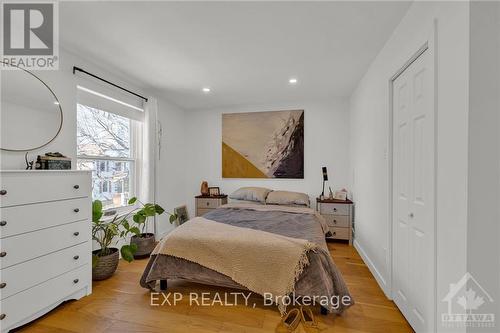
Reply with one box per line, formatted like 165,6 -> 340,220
316,198 -> 354,245
195,195 -> 228,216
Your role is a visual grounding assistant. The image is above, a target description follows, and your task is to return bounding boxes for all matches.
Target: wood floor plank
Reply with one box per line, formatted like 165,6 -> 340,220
16,242 -> 413,333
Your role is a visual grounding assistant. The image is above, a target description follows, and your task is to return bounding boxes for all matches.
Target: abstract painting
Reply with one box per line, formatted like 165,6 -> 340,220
222,110 -> 304,178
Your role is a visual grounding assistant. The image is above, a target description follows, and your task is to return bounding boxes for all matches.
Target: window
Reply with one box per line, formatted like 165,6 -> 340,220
77,104 -> 136,210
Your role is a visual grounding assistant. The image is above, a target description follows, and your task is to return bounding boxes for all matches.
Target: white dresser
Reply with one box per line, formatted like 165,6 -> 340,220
0,170 -> 92,332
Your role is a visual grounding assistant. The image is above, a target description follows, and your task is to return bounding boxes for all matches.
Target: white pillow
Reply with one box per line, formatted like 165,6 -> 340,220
229,187 -> 272,203
266,191 -> 310,207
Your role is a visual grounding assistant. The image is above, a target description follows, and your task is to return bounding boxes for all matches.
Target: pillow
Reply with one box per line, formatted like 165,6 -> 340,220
229,187 -> 272,203
229,199 -> 264,205
266,190 -> 310,207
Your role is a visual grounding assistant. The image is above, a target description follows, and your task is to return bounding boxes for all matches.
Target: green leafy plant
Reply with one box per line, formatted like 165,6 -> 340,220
92,200 -> 139,266
127,197 -> 177,237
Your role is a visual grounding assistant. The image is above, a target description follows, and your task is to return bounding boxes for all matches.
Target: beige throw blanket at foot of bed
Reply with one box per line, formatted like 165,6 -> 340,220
152,216 -> 317,314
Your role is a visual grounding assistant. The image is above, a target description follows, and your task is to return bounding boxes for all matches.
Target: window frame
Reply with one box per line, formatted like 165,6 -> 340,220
76,103 -> 140,212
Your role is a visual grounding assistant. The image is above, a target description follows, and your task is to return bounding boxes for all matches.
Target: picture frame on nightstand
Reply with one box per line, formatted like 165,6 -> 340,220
208,186 -> 220,196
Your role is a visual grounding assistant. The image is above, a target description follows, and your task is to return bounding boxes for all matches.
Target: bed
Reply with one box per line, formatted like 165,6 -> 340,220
140,200 -> 352,315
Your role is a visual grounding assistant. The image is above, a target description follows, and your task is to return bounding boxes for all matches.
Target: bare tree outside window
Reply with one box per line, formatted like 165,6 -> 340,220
76,104 -> 135,209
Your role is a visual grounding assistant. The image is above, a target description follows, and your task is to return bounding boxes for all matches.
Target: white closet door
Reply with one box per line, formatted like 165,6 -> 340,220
392,48 -> 435,332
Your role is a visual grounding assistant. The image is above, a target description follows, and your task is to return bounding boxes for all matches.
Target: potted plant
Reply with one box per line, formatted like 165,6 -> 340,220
128,197 -> 177,258
91,200 -> 138,280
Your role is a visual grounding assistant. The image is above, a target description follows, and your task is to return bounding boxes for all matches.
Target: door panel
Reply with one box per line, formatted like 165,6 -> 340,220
392,48 -> 435,333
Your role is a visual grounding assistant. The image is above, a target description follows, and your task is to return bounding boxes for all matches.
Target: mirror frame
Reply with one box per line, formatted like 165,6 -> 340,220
0,61 -> 63,152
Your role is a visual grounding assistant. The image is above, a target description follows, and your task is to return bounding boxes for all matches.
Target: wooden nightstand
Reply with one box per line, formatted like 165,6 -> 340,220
316,198 -> 354,245
195,195 -> 228,216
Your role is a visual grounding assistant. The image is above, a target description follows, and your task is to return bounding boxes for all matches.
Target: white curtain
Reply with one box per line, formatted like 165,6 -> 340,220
138,97 -> 158,234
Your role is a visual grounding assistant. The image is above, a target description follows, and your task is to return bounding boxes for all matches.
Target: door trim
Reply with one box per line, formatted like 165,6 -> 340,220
388,22 -> 438,332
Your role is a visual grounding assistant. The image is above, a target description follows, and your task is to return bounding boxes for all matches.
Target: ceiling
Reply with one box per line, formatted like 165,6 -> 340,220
60,1 -> 411,111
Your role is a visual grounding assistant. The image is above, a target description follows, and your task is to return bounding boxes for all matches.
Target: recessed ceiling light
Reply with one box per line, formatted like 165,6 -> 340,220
202,87 -> 211,93
289,78 -> 298,84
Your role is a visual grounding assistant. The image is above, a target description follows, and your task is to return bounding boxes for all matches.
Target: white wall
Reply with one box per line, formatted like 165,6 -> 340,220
155,97 -> 187,237
467,2 -> 500,331
349,2 -> 470,331
183,99 -> 349,216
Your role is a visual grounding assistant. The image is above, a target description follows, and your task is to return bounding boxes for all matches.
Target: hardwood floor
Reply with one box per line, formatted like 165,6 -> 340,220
15,242 -> 413,333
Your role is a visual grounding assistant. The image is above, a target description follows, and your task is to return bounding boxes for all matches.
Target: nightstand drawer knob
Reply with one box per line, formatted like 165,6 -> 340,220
73,185 -> 80,189
73,279 -> 79,284
333,232 -> 336,235
0,252 -> 6,258
74,208 -> 80,213
206,202 -> 209,206
73,255 -> 79,260
333,220 -> 337,224
333,208 -> 337,212
0,314 -> 5,320
0,221 -> 6,226
73,232 -> 80,236
0,190 -> 6,196
0,283 -> 6,289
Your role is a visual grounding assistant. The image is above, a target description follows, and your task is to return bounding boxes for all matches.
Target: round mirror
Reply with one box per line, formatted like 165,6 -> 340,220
0,61 -> 63,152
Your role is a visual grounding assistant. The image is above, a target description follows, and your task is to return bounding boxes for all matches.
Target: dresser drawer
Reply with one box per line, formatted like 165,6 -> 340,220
323,215 -> 350,228
196,198 -> 222,209
0,242 -> 89,300
0,220 -> 89,269
0,197 -> 90,239
0,172 -> 91,208
196,208 -> 214,216
319,203 -> 350,216
0,265 -> 89,330
328,227 -> 350,240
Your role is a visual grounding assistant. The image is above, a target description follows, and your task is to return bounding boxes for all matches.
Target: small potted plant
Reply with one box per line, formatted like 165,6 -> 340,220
91,200 -> 138,280
128,197 -> 177,258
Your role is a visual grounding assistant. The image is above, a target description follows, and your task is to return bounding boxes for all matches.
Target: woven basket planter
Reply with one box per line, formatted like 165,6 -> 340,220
131,233 -> 156,259
92,248 -> 119,281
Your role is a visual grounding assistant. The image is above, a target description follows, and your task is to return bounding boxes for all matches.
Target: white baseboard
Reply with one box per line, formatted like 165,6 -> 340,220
353,239 -> 391,299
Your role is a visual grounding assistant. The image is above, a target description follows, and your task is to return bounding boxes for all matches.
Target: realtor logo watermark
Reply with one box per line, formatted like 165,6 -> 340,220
442,272 -> 495,328
1,1 -> 59,69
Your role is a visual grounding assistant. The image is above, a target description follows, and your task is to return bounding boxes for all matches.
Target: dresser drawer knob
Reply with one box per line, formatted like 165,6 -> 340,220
73,232 -> 80,236
73,208 -> 80,213
73,255 -> 79,260
73,185 -> 80,189
333,220 -> 337,224
0,283 -> 6,289
0,314 -> 5,320
333,232 -> 336,235
0,221 -> 6,226
206,202 -> 209,206
0,190 -> 6,196
333,208 -> 337,212
0,252 -> 6,258
73,279 -> 79,284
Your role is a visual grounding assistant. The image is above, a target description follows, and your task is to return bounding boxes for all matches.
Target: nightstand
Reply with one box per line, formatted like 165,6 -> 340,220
316,198 -> 354,245
195,195 -> 228,216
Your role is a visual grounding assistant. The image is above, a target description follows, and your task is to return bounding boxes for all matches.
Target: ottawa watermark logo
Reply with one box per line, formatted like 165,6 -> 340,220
442,272 -> 495,328
1,1 -> 59,69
